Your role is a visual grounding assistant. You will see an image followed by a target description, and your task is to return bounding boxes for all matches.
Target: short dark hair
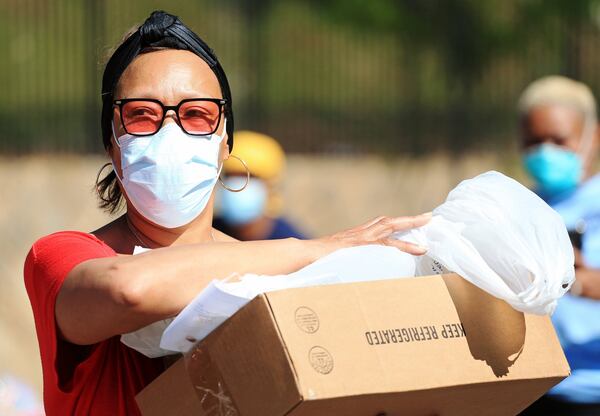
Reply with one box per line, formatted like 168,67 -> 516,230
96,10 -> 234,213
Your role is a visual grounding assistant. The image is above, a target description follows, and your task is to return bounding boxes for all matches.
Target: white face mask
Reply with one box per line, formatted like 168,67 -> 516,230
113,120 -> 226,228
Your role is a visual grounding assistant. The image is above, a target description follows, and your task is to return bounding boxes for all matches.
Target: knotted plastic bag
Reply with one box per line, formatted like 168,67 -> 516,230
397,171 -> 575,315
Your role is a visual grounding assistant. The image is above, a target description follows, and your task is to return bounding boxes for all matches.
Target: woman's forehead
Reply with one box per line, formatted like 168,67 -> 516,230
115,49 -> 221,100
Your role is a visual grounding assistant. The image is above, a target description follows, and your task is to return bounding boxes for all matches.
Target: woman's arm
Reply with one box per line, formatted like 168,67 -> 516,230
56,214 -> 430,345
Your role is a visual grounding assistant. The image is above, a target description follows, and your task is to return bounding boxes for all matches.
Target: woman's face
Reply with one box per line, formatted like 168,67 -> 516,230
110,49 -> 229,176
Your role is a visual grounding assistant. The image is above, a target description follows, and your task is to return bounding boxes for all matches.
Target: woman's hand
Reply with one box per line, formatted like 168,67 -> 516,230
317,213 -> 432,256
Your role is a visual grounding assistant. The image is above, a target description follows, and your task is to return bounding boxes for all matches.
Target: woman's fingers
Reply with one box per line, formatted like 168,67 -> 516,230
324,213 -> 432,253
364,212 -> 431,238
365,213 -> 431,255
385,212 -> 432,232
356,216 -> 388,231
383,238 -> 428,256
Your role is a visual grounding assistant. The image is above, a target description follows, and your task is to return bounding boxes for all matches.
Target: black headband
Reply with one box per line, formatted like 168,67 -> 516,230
100,10 -> 234,149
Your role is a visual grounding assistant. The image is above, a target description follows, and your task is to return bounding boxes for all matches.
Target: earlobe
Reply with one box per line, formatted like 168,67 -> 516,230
221,140 -> 231,162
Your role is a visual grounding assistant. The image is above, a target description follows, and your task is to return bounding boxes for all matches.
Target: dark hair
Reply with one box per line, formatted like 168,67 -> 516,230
96,10 -> 234,213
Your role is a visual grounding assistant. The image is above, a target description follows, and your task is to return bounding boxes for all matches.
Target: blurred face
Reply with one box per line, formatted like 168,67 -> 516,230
521,104 -> 600,196
110,49 -> 230,176
520,104 -> 584,153
218,173 -> 269,226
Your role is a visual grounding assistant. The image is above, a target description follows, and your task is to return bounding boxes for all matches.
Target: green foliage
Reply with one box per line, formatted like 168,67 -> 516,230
3,0 -> 600,154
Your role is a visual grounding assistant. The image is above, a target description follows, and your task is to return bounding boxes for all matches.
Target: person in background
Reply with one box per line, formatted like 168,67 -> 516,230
518,75 -> 600,415
213,131 -> 307,240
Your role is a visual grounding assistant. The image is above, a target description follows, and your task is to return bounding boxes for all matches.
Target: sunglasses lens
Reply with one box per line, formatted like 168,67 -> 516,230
179,100 -> 221,135
121,101 -> 163,135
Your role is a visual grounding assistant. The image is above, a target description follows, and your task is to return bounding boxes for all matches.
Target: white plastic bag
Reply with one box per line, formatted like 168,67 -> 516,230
120,318 -> 177,358
123,245 -> 416,357
288,245 -> 415,282
398,171 -> 574,315
120,246 -> 179,357
160,245 -> 416,353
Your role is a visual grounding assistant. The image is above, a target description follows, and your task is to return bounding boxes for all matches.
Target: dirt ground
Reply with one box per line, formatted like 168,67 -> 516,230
0,153 -> 526,396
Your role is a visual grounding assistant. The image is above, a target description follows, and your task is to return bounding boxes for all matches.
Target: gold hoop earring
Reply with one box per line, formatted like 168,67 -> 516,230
218,155 -> 250,192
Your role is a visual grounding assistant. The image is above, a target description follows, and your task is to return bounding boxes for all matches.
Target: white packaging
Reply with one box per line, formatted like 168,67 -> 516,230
398,171 -> 575,315
160,245 -> 416,353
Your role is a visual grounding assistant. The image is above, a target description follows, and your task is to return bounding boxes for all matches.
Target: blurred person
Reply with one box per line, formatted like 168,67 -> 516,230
518,75 -> 600,415
23,10 -> 431,416
213,130 -> 307,240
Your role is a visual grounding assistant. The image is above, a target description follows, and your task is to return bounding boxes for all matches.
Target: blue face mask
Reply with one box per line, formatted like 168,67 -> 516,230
523,143 -> 582,198
218,177 -> 268,225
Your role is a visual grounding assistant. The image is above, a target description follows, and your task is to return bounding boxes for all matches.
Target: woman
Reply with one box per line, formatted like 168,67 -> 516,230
24,11 -> 430,416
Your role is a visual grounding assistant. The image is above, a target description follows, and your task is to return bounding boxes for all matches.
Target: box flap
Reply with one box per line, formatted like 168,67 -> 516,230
185,294 -> 303,416
136,359 -> 204,416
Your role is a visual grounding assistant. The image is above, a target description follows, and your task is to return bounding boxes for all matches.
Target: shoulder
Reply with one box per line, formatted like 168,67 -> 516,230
563,174 -> 600,215
578,173 -> 600,197
27,231 -> 115,267
552,174 -> 600,212
25,231 -> 116,294
30,231 -> 113,254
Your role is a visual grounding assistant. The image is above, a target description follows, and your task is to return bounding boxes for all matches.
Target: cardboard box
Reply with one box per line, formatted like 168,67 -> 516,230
136,274 -> 569,416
